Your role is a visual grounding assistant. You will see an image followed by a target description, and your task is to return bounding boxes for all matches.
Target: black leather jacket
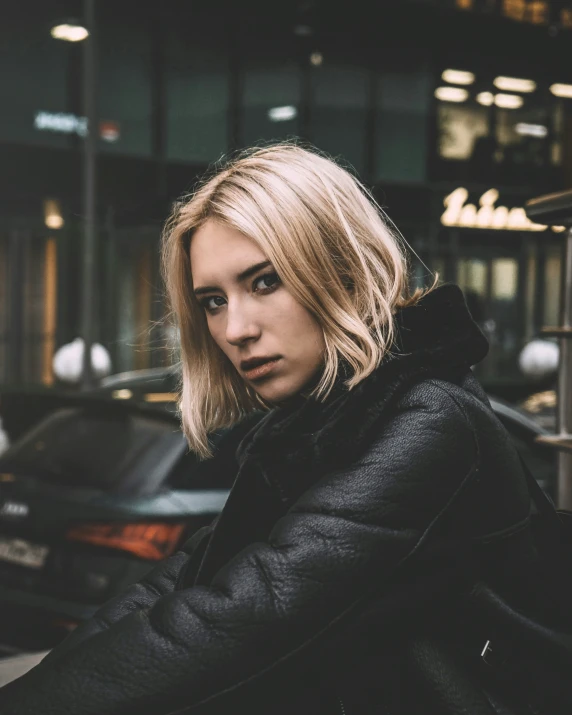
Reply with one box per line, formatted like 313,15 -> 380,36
1,284 -> 570,715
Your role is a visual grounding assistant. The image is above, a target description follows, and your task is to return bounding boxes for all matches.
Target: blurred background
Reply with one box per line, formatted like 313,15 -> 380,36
2,0 -> 572,388
0,0 -> 571,664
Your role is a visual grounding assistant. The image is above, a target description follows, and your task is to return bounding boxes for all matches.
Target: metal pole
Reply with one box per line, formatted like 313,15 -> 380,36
80,0 -> 97,390
557,227 -> 572,510
7,230 -> 25,384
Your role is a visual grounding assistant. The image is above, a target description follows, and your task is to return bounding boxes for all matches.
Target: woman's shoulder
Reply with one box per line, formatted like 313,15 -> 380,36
393,370 -> 497,433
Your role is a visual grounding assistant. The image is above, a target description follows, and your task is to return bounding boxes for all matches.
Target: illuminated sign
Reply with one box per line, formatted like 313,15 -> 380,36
34,112 -> 120,142
35,111 -> 87,137
441,187 -> 565,232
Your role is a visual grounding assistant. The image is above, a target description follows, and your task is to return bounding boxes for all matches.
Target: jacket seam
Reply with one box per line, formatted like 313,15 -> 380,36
425,379 -> 480,463
472,514 -> 531,544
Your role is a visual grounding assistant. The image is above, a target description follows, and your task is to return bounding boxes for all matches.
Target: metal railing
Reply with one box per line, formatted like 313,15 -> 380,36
526,190 -> 572,509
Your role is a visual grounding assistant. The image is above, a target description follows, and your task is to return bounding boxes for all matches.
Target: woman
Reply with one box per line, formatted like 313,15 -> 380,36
0,144 -> 570,714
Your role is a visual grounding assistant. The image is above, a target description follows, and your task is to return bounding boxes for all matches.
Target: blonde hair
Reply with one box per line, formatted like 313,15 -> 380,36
162,143 -> 435,458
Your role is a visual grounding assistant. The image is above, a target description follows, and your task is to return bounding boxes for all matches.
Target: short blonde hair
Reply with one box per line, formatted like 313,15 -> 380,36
162,143 -> 434,458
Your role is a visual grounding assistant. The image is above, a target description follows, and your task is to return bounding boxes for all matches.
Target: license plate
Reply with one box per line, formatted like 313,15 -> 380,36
0,537 -> 49,569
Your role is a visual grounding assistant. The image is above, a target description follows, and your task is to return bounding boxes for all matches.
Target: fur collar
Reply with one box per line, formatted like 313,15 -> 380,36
235,284 -> 488,503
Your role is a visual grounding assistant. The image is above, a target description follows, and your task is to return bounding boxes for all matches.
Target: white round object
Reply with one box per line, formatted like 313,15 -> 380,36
518,339 -> 559,379
0,416 -> 9,457
53,338 -> 112,384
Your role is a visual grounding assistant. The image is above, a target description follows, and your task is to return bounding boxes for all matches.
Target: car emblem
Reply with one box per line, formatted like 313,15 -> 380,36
0,501 -> 29,518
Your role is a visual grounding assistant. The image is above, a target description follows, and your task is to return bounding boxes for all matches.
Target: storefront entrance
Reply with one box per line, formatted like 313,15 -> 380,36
431,228 -> 564,382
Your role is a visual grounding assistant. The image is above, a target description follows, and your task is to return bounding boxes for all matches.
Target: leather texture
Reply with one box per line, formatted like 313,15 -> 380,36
1,283 -> 570,715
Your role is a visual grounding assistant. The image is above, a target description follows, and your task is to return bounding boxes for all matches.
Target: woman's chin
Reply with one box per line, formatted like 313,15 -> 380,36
251,376 -> 302,405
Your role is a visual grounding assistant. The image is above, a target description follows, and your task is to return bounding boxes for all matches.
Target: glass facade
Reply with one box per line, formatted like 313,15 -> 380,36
166,16 -> 230,163
311,63 -> 368,176
2,0 -> 572,385
97,20 -> 153,157
0,7 -> 69,150
433,71 -> 569,186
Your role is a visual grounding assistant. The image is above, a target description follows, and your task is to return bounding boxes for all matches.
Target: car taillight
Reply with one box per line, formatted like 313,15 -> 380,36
66,522 -> 187,560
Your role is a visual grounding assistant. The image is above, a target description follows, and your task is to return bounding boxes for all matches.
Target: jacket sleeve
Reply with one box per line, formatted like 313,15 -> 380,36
39,521 -> 216,666
0,385 -> 479,715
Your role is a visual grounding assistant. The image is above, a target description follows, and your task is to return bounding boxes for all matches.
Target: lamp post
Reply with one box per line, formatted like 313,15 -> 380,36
80,0 -> 97,390
50,7 -> 96,390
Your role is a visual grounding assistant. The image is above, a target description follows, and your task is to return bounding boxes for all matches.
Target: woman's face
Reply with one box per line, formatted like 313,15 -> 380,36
190,220 -> 326,403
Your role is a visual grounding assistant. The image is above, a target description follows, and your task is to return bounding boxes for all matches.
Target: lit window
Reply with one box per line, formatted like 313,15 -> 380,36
503,0 -> 527,21
526,1 -> 549,25
435,86 -> 469,102
442,69 -> 475,85
561,8 -> 572,29
455,0 -> 474,9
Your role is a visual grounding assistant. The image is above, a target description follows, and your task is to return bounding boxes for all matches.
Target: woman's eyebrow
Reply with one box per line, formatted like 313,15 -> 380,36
194,261 -> 272,296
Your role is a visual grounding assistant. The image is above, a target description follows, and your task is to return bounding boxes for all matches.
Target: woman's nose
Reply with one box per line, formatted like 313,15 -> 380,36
225,302 -> 261,346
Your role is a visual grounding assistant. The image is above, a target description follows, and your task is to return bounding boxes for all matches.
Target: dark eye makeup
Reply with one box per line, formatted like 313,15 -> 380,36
199,271 -> 281,313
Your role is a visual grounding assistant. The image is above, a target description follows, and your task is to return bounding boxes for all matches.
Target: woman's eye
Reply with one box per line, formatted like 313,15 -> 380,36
253,272 -> 280,293
201,296 -> 226,312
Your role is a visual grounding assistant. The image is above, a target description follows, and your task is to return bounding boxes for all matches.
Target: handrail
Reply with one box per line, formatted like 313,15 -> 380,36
525,189 -> 572,226
525,191 -> 572,509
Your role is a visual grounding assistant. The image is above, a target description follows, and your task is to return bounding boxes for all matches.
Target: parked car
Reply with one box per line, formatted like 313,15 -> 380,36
97,367 -> 180,412
0,399 -> 259,653
0,367 -> 180,449
0,375 -> 557,654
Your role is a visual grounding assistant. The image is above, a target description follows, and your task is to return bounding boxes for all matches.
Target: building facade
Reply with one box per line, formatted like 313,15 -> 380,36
1,0 -> 572,385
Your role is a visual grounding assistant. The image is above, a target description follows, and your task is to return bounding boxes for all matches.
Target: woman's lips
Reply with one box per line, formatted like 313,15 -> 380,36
243,358 -> 281,381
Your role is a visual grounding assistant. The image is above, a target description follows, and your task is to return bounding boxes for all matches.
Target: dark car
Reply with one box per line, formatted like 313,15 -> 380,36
0,399 -> 258,653
0,376 -> 557,654
0,367 -> 180,449
96,367 -> 180,412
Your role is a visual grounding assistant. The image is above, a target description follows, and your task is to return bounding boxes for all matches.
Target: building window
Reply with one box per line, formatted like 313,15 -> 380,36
495,102 -> 552,170
503,0 -> 527,21
311,63 -> 368,177
433,68 -> 565,184
438,103 -> 490,160
562,9 -> 572,29
502,0 -> 549,24
377,63 -> 432,183
0,10 -> 69,149
97,16 -> 153,158
166,22 -> 229,163
544,245 -> 562,327
241,60 -> 301,146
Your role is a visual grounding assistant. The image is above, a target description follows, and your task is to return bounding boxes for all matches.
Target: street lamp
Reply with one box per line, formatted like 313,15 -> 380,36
50,4 -> 97,390
50,21 -> 89,42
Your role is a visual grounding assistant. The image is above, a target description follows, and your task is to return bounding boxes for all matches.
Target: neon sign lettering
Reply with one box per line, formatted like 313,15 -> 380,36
441,187 -> 565,232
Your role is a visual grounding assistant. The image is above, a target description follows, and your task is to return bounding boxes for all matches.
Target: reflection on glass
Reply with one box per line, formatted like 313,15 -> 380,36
496,105 -> 550,168
438,104 -> 490,160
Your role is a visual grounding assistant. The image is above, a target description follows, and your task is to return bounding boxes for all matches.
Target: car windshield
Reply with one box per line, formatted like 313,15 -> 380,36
0,406 -> 185,494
